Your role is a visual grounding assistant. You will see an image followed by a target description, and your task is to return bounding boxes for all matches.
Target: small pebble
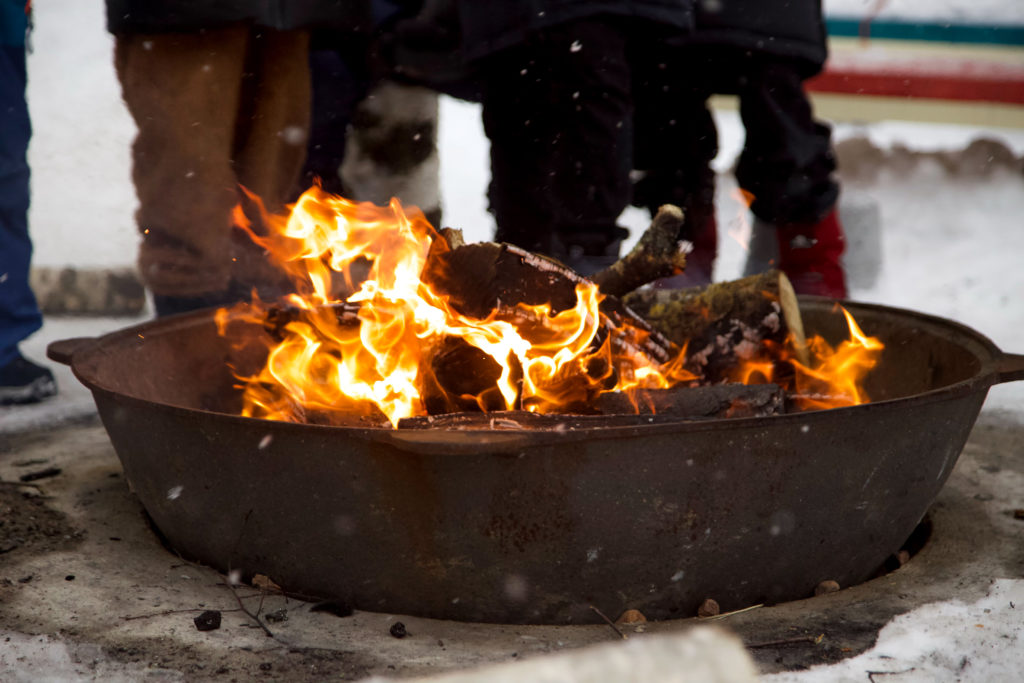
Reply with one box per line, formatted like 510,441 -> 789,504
815,580 -> 840,596
897,550 -> 911,566
698,598 -> 720,618
194,610 -> 222,631
390,622 -> 408,638
616,609 -> 647,624
265,609 -> 288,623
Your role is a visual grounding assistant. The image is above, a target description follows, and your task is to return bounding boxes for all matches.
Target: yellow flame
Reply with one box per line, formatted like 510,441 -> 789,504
222,187 -> 696,427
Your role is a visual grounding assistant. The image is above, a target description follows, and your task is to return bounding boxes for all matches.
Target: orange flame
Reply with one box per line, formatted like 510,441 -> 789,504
730,306 -> 885,409
220,188 -> 883,427
220,187 -> 696,427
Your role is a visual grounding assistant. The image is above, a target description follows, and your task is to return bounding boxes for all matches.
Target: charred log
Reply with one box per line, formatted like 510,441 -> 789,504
623,270 -> 808,384
423,336 -> 513,415
397,383 -> 784,429
423,241 -> 676,364
596,383 -> 784,419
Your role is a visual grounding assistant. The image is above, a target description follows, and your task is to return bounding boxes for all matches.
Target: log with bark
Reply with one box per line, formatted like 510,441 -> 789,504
590,204 -> 688,297
622,270 -> 809,384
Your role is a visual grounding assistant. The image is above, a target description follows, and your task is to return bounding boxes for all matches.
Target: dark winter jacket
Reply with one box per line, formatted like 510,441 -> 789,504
105,0 -> 374,35
1,0 -> 28,46
457,0 -> 694,61
690,0 -> 827,68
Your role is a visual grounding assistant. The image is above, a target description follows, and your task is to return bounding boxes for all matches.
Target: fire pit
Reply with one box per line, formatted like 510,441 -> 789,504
48,297 -> 1024,624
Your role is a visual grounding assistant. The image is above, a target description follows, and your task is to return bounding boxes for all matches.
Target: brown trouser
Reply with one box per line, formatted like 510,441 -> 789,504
115,25 -> 310,297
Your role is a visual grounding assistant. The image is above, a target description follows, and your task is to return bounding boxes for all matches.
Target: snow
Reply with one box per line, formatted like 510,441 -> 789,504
765,579 -> 1024,682
824,0 -> 1024,25
9,0 -> 1024,679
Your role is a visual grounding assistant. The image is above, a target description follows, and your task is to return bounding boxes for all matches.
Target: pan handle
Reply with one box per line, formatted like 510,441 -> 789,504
995,352 -> 1024,385
47,337 -> 96,366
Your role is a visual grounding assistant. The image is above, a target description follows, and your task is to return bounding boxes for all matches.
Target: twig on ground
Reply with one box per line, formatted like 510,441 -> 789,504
867,669 -> 916,682
746,634 -> 824,649
589,605 -> 628,640
121,607 -> 244,622
703,604 -> 764,621
224,579 -> 275,638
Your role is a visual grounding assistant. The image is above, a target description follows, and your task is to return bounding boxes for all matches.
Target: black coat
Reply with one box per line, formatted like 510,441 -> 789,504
105,0 -> 374,34
691,0 -> 827,68
457,0 -> 694,60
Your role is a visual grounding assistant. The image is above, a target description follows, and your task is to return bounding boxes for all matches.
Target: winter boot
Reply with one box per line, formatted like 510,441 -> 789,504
0,353 -> 58,405
775,209 -> 848,299
653,214 -> 717,289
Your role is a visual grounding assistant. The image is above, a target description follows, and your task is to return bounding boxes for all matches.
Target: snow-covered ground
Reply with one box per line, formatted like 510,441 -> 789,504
9,1 -> 1024,681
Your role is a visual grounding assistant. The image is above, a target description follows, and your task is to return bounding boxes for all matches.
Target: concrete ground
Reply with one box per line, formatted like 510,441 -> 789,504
2,316 -> 1023,681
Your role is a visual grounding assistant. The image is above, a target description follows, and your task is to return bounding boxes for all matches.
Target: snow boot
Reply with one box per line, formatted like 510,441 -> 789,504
776,209 -> 848,299
0,353 -> 58,405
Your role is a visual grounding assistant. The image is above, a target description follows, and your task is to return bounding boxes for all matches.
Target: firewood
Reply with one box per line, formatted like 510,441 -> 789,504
422,241 -> 676,364
422,336 -> 512,415
595,383 -> 784,419
622,270 -> 809,384
590,204 -> 688,297
397,382 -> 784,428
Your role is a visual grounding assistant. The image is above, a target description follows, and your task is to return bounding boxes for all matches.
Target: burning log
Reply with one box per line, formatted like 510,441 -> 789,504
423,240 -> 676,364
596,383 -> 784,419
398,383 -> 784,428
623,270 -> 809,384
590,204 -> 688,298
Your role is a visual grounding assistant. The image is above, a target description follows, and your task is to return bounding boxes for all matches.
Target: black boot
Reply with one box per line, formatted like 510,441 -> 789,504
0,353 -> 57,405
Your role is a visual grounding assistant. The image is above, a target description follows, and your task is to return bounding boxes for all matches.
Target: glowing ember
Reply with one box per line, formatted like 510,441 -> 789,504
218,188 -> 883,427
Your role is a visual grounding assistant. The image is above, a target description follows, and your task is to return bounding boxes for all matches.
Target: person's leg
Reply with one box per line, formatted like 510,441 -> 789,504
480,17 -> 632,274
735,60 -> 838,226
300,33 -> 374,196
632,45 -> 718,286
114,26 -> 251,305
0,42 -> 56,402
229,28 -> 313,300
735,58 -> 846,297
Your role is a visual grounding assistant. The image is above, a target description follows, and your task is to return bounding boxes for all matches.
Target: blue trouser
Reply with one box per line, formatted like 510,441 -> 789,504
0,42 -> 41,368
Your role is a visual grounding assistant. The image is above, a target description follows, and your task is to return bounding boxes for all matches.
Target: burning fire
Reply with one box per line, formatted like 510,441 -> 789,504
731,307 -> 885,410
218,187 -> 883,427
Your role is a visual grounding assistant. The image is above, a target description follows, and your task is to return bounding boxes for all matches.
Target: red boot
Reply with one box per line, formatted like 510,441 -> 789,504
653,214 -> 717,289
777,209 -> 848,299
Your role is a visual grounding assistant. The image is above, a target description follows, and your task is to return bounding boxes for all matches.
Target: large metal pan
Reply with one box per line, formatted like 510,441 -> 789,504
48,299 -> 1024,624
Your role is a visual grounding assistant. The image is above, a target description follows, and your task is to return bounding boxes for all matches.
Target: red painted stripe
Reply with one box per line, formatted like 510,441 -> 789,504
809,70 -> 1024,104
808,56 -> 1024,105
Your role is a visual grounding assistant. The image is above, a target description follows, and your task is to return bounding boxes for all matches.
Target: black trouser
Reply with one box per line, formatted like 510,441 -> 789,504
481,17 -> 678,256
633,46 -> 838,227
300,32 -> 374,197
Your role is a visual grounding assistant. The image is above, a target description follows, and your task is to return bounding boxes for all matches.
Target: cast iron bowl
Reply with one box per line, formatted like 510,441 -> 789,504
48,298 -> 1024,624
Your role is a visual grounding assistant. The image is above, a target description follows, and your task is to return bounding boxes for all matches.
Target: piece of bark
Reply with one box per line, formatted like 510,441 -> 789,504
439,227 -> 465,249
596,383 -> 784,419
623,270 -> 808,384
591,204 -> 687,297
